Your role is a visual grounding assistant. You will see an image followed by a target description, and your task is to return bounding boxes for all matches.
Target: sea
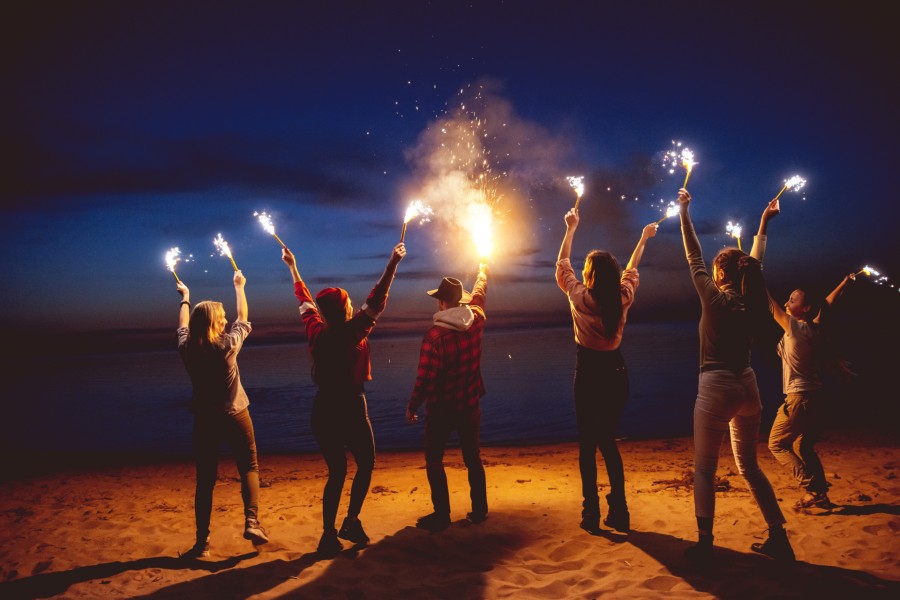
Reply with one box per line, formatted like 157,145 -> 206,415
7,322 -> 787,459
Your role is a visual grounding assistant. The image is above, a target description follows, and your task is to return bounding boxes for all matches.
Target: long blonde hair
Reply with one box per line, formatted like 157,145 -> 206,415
187,301 -> 226,347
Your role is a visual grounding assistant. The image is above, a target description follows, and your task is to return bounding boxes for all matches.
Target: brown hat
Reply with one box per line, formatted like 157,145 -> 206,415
427,277 -> 472,305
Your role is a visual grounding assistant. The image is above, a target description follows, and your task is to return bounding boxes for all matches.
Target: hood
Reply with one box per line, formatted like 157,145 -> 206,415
433,305 -> 475,331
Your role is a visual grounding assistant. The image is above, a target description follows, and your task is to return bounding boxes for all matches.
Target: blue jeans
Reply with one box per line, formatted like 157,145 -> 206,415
768,391 -> 828,493
693,368 -> 785,527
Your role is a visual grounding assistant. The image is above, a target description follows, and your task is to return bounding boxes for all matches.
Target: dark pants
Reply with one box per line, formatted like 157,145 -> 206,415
574,345 -> 629,517
424,407 -> 487,517
193,408 -> 260,540
768,391 -> 829,494
312,390 -> 375,532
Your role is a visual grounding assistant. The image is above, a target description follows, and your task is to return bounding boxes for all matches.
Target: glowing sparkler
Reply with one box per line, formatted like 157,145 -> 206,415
213,233 -> 239,271
662,141 -> 698,189
254,211 -> 285,247
773,175 -> 807,201
165,247 -> 182,283
567,176 -> 585,210
726,221 -> 743,250
469,203 -> 493,258
856,265 -> 881,277
655,202 -> 680,224
400,199 -> 434,242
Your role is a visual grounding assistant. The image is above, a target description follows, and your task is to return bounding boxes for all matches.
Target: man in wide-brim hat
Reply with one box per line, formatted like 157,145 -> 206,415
407,263 -> 489,532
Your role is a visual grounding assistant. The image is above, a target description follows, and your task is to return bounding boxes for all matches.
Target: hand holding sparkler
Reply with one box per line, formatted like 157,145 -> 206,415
676,188 -> 691,207
567,176 -> 585,210
564,207 -> 580,230
213,233 -> 239,271
254,211 -> 285,247
756,198 -> 780,237
774,175 -> 807,201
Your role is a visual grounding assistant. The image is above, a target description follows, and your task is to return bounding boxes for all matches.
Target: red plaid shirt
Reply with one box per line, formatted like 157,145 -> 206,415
409,269 -> 487,415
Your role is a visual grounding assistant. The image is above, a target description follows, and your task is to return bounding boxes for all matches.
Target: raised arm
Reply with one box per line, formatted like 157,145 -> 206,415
766,288 -> 791,332
626,223 -> 658,270
176,281 -> 191,328
557,208 -> 579,262
364,243 -> 407,317
814,273 -> 855,324
282,246 -> 302,284
750,198 -> 780,261
234,270 -> 248,321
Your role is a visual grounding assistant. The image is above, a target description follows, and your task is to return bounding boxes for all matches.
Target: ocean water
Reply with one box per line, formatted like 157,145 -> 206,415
6,322 -> 785,457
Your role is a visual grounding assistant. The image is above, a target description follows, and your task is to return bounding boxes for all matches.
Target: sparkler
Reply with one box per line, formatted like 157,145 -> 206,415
773,175 -> 807,201
400,200 -> 434,242
469,203 -> 493,258
254,211 -> 285,247
655,202 -> 680,224
566,176 -> 585,210
662,141 -> 697,189
726,221 -> 743,250
165,247 -> 182,283
213,233 -> 239,271
856,265 -> 881,277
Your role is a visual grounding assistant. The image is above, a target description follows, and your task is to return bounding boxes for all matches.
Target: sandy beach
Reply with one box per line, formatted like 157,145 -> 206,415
1,431 -> 898,599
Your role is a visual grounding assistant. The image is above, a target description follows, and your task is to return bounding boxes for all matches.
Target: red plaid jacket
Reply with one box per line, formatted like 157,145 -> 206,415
408,269 -> 487,415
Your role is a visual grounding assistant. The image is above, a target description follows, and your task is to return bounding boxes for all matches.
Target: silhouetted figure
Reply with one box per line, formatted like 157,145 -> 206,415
283,243 -> 405,557
407,262 -> 489,532
556,206 -> 658,534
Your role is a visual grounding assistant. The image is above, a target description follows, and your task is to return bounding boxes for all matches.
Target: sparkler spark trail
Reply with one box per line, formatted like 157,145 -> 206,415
470,203 -> 493,258
661,141 -> 697,188
213,233 -> 239,271
254,211 -> 285,247
774,174 -> 807,201
566,175 -> 585,209
726,221 -> 743,250
655,202 -> 680,224
856,265 -> 881,277
400,199 -> 434,242
165,247 -> 182,283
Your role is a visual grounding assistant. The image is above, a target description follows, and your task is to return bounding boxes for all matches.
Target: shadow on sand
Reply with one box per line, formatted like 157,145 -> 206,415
132,514 -> 530,599
0,553 -> 257,600
626,529 -> 900,599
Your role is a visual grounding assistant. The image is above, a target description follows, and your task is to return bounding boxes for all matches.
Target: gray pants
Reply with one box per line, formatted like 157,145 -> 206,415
768,391 -> 828,494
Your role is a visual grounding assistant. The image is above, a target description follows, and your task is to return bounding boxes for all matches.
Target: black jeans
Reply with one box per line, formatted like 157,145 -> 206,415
193,408 -> 260,540
312,389 -> 375,532
424,406 -> 487,517
574,345 -> 629,516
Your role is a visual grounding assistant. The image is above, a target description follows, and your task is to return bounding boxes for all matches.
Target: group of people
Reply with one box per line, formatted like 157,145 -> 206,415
174,188 -> 854,563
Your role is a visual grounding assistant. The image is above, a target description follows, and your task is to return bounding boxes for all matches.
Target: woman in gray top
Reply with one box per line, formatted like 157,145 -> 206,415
176,270 -> 268,558
677,188 -> 793,563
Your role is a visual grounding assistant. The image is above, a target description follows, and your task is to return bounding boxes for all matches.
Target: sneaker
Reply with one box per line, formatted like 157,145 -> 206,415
244,518 -> 269,545
466,511 -> 488,524
579,513 -> 600,534
416,512 -> 451,532
751,529 -> 796,561
317,529 -> 343,558
795,491 -> 834,510
180,536 -> 210,559
338,517 -> 370,545
603,509 -> 630,533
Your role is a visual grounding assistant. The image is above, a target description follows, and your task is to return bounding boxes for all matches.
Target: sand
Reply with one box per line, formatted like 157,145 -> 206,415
1,431 -> 898,599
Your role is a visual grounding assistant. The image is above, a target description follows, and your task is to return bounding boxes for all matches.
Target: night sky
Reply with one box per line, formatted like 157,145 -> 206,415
6,1 -> 899,350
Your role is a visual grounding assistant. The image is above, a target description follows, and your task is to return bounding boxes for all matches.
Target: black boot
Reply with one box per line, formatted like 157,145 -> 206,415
603,493 -> 630,532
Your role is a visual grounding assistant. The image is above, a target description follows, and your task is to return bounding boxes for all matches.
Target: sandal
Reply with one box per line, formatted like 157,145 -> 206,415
795,491 -> 834,509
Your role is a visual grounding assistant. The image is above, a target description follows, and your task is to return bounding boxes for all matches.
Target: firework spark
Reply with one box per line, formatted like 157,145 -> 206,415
213,233 -> 239,271
254,211 -> 285,247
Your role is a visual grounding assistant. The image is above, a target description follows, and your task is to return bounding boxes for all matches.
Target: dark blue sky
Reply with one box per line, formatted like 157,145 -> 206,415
5,1 -> 898,347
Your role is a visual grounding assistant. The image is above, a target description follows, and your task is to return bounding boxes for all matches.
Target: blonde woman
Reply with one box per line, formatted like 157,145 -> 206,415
176,271 -> 268,558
